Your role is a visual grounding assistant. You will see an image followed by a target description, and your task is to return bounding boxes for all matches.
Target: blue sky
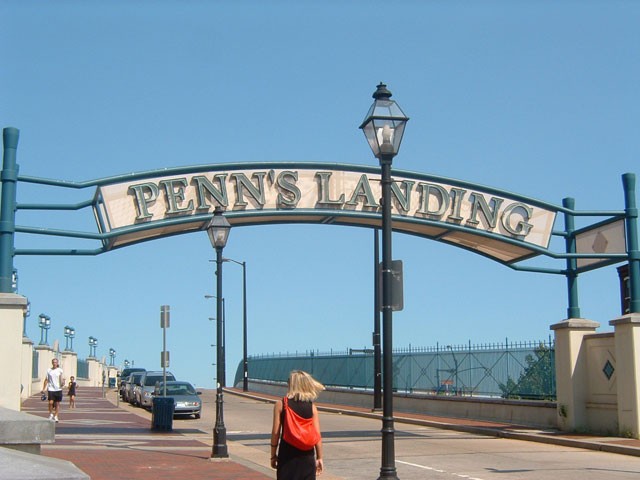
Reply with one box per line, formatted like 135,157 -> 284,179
2,1 -> 638,388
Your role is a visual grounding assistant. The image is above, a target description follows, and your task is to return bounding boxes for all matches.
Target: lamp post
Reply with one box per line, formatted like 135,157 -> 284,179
109,348 -> 116,366
38,314 -> 51,346
360,82 -> 408,480
124,359 -> 130,368
446,345 -> 459,395
88,336 -> 98,358
64,325 -> 75,351
23,301 -> 31,339
224,257 -> 249,392
205,295 -> 226,386
205,205 -> 231,459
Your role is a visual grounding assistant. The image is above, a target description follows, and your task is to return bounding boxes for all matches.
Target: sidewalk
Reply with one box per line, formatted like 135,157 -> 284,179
21,387 -> 272,480
231,388 -> 640,458
20,386 -> 640,480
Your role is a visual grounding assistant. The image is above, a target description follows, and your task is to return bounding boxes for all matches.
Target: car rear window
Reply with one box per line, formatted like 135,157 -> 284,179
145,374 -> 175,386
166,384 -> 197,395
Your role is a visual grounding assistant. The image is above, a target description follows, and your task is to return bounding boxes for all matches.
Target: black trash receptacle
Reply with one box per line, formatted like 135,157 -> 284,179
151,397 -> 174,431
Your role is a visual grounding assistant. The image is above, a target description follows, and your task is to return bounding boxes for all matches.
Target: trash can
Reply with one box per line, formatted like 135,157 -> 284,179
151,396 -> 174,431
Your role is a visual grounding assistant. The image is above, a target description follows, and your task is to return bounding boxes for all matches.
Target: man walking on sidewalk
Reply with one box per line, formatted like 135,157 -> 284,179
42,357 -> 65,422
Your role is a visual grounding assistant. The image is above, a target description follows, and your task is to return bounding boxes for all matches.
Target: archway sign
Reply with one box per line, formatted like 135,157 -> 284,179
1,126 -> 639,317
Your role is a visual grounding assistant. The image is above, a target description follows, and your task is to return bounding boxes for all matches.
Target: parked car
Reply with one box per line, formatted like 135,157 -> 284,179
121,374 -> 136,403
128,371 -> 146,406
119,367 -> 145,398
154,381 -> 202,418
138,371 -> 176,409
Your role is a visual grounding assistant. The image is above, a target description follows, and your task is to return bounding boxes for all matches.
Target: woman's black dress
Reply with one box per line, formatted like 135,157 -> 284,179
277,398 -> 316,480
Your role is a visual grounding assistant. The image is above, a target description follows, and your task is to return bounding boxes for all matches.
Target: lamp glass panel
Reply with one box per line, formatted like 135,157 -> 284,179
361,98 -> 408,158
207,227 -> 230,248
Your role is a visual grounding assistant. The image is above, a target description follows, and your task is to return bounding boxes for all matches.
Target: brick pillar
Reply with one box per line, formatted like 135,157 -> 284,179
551,318 -> 600,431
610,313 -> 640,438
20,336 -> 34,400
34,345 -> 54,391
0,293 -> 29,410
60,351 -> 78,385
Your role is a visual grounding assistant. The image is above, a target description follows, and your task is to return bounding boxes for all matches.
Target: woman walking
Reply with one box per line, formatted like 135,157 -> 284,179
271,370 -> 325,479
67,376 -> 77,408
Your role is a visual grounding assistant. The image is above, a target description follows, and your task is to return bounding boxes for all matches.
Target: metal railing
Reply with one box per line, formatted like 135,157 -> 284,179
237,339 -> 556,400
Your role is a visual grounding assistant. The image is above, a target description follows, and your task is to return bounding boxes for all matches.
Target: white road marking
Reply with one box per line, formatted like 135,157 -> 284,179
57,418 -> 133,426
398,460 -> 485,480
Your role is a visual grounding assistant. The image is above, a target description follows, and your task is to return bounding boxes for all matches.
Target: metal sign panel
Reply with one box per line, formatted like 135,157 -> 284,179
576,218 -> 627,271
93,166 -> 557,264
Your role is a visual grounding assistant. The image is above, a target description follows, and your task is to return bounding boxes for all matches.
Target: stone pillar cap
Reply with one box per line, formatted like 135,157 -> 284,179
610,312 -> 640,326
550,318 -> 600,331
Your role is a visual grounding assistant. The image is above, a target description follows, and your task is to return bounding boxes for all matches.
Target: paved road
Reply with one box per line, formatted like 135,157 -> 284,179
183,390 -> 640,480
34,387 -> 640,480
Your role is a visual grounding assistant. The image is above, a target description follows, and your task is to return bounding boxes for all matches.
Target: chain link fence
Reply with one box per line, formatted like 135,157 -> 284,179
237,339 -> 555,400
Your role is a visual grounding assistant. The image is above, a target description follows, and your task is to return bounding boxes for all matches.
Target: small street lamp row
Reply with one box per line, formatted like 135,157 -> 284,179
37,315 -> 119,362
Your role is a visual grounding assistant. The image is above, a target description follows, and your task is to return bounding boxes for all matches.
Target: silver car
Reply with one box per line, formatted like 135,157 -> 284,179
127,371 -> 146,405
138,371 -> 176,409
153,381 -> 202,418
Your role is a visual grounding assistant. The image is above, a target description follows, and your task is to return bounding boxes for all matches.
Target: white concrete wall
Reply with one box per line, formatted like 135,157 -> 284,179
20,337 -> 33,400
0,294 -> 29,410
584,333 -> 618,434
60,351 -> 78,384
244,380 -> 558,428
611,313 -> 640,438
550,318 -> 599,432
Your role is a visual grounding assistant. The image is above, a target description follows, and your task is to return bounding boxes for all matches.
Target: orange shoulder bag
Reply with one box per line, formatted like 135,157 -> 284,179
282,396 -> 320,450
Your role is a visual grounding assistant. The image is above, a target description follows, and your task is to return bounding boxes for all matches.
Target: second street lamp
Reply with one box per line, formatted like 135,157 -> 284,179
223,257 -> 248,392
205,205 -> 231,459
360,82 -> 409,480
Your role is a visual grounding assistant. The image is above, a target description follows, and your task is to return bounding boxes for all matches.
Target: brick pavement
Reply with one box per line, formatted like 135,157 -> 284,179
21,387 -> 272,480
20,385 -> 640,480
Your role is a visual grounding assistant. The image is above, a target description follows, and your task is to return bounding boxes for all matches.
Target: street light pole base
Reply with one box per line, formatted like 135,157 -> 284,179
377,469 -> 399,480
209,456 -> 230,462
212,424 -> 229,458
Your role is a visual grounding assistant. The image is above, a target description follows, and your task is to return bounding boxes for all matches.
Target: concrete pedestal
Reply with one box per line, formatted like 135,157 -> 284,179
34,345 -> 54,392
0,294 -> 29,410
550,318 -> 600,431
60,351 -> 78,383
87,358 -> 103,387
610,313 -> 640,437
20,337 -> 34,400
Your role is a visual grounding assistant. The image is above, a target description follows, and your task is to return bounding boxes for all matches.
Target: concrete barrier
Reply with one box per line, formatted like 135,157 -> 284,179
0,446 -> 89,480
245,380 -> 557,428
0,407 -> 89,479
0,406 -> 54,454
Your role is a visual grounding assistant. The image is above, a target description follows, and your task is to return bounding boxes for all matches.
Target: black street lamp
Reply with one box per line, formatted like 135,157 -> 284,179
206,205 -> 231,459
205,294 -> 226,386
64,325 -> 75,351
109,348 -> 116,366
360,82 -> 408,480
38,313 -> 51,346
224,257 -> 248,392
